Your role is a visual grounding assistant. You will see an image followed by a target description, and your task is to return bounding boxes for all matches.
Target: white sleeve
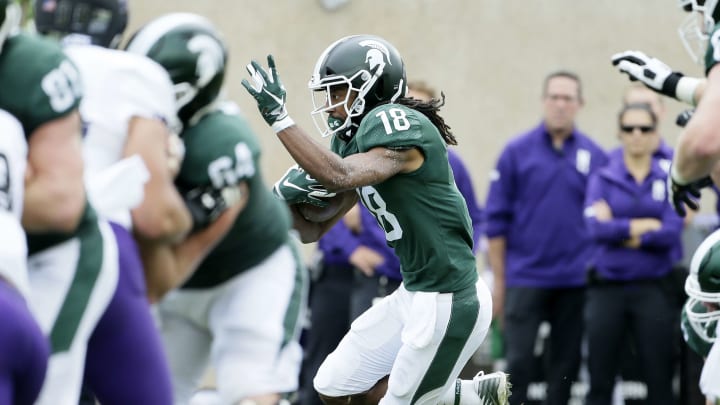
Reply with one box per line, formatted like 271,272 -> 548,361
0,110 -> 29,297
700,323 -> 720,398
113,58 -> 180,132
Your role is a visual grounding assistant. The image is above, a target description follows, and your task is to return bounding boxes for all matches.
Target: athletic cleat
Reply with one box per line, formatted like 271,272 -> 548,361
473,371 -> 511,405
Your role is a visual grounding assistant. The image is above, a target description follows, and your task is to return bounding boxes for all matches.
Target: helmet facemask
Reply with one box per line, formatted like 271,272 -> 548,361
678,0 -> 720,64
309,69 -> 377,138
307,35 -> 406,139
684,297 -> 719,344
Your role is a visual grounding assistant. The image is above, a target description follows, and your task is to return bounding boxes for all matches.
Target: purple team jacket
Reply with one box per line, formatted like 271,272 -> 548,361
485,122 -> 608,287
609,139 -> 683,264
584,155 -> 683,281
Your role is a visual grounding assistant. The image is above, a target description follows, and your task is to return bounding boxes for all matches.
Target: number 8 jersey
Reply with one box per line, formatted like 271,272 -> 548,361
331,103 -> 477,293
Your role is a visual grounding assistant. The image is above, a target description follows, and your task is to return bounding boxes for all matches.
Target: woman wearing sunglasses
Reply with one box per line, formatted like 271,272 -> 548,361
582,103 -> 684,405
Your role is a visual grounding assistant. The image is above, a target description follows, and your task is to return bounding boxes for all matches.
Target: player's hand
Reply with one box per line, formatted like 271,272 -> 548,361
183,184 -> 243,232
668,170 -> 714,217
273,164 -> 336,207
611,50 -> 685,98
241,55 -> 294,133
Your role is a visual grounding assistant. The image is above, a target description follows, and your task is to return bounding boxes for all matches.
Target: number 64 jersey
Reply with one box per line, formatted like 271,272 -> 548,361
331,103 -> 477,293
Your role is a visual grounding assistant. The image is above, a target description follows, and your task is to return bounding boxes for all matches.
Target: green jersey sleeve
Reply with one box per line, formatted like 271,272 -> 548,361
705,23 -> 720,75
0,34 -> 82,136
355,104 -> 427,153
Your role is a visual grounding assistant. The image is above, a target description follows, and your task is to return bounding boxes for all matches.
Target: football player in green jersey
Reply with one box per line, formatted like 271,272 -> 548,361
681,298 -> 717,359
125,13 -> 307,405
611,1 -> 720,218
243,35 -> 510,405
683,227 -> 720,402
0,1 -> 121,404
612,6 -> 720,399
31,1 -> 248,404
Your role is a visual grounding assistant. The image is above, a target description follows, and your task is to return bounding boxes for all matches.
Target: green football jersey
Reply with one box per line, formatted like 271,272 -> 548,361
705,23 -> 720,74
0,33 -> 96,253
178,103 -> 292,288
332,103 -> 477,293
0,33 -> 82,135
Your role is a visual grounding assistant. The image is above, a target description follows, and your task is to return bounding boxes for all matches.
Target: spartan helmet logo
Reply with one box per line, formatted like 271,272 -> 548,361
187,34 -> 224,87
359,39 -> 392,78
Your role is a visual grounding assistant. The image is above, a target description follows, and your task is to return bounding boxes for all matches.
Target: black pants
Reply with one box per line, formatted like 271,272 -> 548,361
298,264 -> 400,405
503,286 -> 585,405
585,280 -> 678,405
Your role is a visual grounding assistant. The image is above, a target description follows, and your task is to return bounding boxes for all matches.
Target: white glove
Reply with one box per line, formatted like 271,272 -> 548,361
611,50 -> 699,105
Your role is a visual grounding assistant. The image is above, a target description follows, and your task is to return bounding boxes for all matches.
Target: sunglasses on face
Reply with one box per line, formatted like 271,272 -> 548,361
620,125 -> 655,134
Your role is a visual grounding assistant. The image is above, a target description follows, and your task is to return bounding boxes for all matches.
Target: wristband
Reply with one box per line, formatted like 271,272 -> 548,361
661,72 -> 683,99
272,116 -> 295,133
676,76 -> 701,106
670,165 -> 690,186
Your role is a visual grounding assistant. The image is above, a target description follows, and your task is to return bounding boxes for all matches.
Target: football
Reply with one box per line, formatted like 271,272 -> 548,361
295,196 -> 344,223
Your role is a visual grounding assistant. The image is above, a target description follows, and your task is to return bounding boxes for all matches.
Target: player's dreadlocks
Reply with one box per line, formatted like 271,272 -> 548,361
397,93 -> 457,146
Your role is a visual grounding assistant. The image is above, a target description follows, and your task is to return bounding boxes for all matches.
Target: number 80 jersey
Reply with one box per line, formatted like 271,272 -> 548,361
0,33 -> 82,136
331,103 -> 477,293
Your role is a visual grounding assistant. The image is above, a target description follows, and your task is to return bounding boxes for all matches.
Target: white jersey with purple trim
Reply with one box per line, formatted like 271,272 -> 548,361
700,322 -> 720,399
63,45 -> 178,227
0,109 -> 29,297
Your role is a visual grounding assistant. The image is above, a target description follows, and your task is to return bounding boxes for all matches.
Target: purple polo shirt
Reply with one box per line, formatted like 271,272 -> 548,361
584,156 -> 683,281
317,218 -> 360,268
485,122 -> 608,287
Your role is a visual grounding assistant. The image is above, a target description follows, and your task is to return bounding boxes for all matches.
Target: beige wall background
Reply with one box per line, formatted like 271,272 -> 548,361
127,1 -> 710,258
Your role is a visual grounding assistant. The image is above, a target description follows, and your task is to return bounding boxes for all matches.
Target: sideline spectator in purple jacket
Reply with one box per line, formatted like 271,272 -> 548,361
583,103 -> 682,405
485,70 -> 608,405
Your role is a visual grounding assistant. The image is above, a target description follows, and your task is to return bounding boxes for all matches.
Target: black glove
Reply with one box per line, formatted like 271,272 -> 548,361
668,174 -> 714,217
182,185 -> 239,232
676,109 -> 695,128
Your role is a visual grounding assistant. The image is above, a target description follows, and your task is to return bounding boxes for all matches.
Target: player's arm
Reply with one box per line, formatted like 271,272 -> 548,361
142,182 -> 247,303
279,127 -> 424,192
611,50 -> 705,106
125,116 -> 192,244
22,111 -> 86,233
673,64 -> 720,184
289,190 -> 358,243
241,55 -> 423,190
